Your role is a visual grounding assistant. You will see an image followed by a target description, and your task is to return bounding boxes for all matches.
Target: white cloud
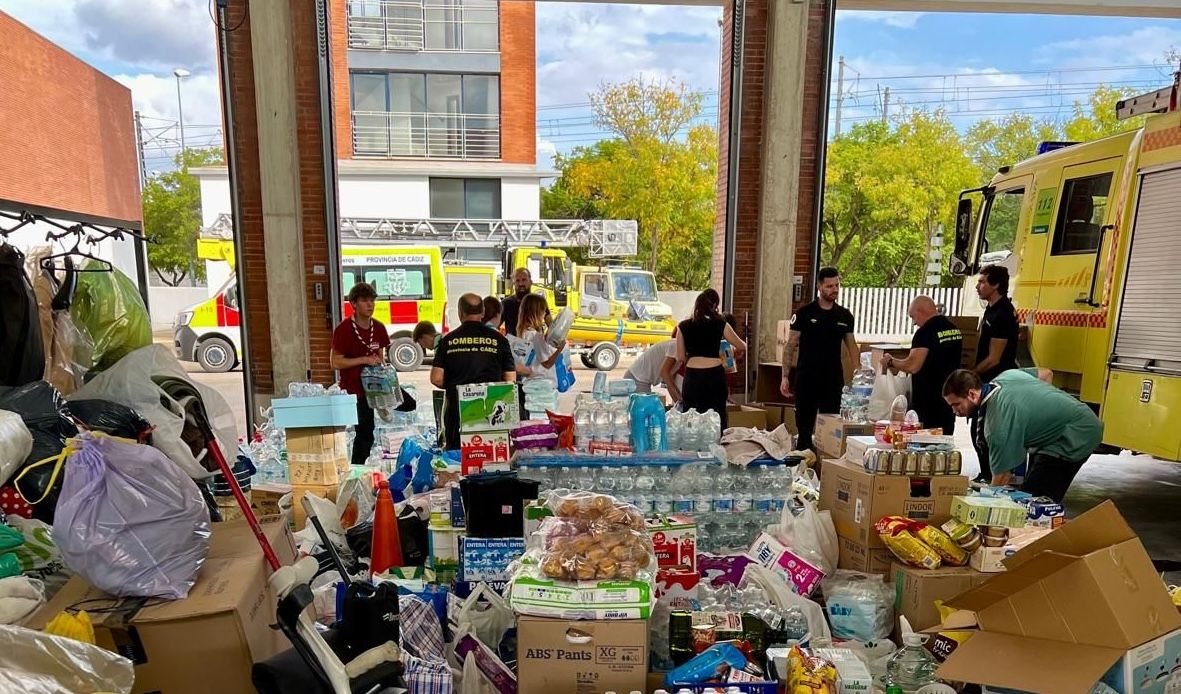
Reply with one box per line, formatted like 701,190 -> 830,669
535,3 -> 722,109
1036,26 -> 1181,71
836,10 -> 925,29
536,136 -> 559,174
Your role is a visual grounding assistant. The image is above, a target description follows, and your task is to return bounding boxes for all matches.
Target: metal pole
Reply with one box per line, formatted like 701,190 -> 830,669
132,110 -> 151,308
216,0 -> 257,435
834,56 -> 845,138
315,0 -> 343,330
882,87 -> 891,124
175,75 -> 187,158
134,111 -> 147,187
811,1 -> 837,310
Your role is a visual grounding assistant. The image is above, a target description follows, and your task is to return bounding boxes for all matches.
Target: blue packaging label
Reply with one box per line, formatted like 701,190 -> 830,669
755,499 -> 775,514
459,537 -> 526,583
713,499 -> 734,514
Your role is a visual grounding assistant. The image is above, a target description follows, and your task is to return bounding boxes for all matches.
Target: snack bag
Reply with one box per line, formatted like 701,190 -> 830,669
788,645 -> 837,694
914,524 -> 969,567
929,600 -> 975,662
875,516 -> 941,570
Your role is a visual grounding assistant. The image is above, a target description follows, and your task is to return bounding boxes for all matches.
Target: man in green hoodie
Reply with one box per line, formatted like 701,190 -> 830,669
942,368 -> 1102,502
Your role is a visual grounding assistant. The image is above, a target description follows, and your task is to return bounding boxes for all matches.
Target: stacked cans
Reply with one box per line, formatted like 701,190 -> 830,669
863,448 -> 962,477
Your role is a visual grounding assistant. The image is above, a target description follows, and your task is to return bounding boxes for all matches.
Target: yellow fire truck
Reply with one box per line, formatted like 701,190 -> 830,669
950,69 -> 1181,459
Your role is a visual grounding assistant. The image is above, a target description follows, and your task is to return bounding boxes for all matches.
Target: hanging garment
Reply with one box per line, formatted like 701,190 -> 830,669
0,245 -> 45,387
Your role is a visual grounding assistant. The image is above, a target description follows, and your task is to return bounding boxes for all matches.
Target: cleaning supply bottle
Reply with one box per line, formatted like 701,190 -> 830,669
370,480 -> 403,576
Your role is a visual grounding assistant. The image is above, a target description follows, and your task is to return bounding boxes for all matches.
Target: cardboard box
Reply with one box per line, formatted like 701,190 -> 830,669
951,495 -> 1028,528
290,483 -> 338,530
933,501 -> 1181,693
518,616 -> 648,694
815,648 -> 874,694
647,515 -> 698,572
969,546 -> 1006,573
508,575 -> 653,619
271,393 -> 357,428
1101,627 -> 1181,694
836,535 -> 895,575
28,520 -> 296,694
459,430 -> 511,474
285,426 -> 349,486
892,564 -> 990,631
819,457 -> 969,549
727,403 -> 768,430
458,537 -> 525,583
251,483 -> 289,519
756,362 -> 789,405
843,435 -> 887,465
813,415 -> 875,459
457,382 -> 519,432
747,531 -> 826,596
758,403 -> 797,435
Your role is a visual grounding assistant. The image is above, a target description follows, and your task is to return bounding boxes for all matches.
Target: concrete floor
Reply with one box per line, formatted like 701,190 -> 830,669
181,351 -> 1181,571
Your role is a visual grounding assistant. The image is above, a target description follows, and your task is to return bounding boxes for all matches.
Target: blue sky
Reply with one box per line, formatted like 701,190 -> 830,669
2,1 -> 1178,173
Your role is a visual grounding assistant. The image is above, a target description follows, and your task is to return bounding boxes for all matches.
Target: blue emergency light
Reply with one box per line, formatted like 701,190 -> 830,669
1036,141 -> 1078,155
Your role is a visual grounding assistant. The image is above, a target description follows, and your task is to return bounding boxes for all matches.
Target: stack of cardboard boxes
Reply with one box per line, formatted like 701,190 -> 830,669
270,392 -> 359,529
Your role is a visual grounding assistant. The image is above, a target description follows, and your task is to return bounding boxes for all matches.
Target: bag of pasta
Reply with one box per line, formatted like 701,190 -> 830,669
913,523 -> 968,566
788,645 -> 837,694
875,516 -> 941,570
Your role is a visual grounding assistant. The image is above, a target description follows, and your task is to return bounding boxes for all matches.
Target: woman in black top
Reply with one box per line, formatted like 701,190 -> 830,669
670,289 -> 746,430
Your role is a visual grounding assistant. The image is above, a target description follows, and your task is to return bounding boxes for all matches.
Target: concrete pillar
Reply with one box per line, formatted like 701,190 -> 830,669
753,0 -> 811,363
247,0 -> 310,393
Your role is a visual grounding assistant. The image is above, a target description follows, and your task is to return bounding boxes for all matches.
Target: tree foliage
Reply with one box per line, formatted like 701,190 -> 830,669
142,148 -> 224,286
821,83 -> 1150,286
541,78 -> 718,290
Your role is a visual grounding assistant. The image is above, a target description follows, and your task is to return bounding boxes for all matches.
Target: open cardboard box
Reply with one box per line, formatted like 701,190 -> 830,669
928,501 -> 1181,694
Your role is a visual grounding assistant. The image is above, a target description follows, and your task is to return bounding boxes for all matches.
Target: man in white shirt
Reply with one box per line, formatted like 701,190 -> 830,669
625,340 -> 682,394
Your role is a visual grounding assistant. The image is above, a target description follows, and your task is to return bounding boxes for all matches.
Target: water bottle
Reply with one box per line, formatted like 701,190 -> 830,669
666,410 -> 683,451
754,467 -> 776,522
556,466 -> 576,491
671,468 -> 693,515
712,466 -> 736,516
680,410 -> 700,452
781,605 -> 810,642
769,465 -> 791,516
593,371 -> 609,401
655,466 -> 675,514
694,473 -> 712,521
703,410 -> 722,448
597,465 -> 619,496
576,466 -> 597,493
885,633 -> 938,691
732,467 -> 753,516
635,466 -> 656,514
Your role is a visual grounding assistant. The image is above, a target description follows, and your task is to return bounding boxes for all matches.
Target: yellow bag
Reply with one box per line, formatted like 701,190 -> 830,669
929,601 -> 974,662
788,644 -> 837,694
915,524 -> 969,567
875,516 -> 941,570
43,610 -> 96,645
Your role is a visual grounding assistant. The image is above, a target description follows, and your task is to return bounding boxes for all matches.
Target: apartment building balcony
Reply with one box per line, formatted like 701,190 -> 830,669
352,110 -> 500,159
347,0 -> 499,53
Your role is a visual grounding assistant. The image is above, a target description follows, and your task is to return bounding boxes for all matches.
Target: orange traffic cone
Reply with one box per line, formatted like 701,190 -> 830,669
370,480 -> 403,576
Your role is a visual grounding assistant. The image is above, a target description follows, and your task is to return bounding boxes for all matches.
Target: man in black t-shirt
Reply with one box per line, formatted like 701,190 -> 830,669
500,267 -> 550,337
431,293 -> 517,450
970,264 -> 1020,480
882,296 -> 963,434
781,267 -> 858,452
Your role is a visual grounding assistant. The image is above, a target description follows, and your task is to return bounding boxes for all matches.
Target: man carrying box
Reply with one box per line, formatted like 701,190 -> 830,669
432,293 -> 516,451
942,368 -> 1102,502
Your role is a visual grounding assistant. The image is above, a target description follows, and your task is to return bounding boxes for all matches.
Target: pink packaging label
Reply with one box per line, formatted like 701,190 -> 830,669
774,549 -> 825,597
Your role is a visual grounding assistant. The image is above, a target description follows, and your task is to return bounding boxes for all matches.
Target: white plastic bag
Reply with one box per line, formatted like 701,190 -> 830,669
0,624 -> 134,694
770,499 -> 838,576
0,577 -> 45,625
741,564 -> 832,642
69,344 -> 237,479
822,570 -> 895,641
5,517 -> 70,595
454,584 -> 514,651
0,410 -> 33,486
868,372 -> 911,422
52,433 -> 211,599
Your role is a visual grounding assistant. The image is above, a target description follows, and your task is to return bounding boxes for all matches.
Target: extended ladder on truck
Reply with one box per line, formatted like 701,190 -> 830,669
200,213 -> 639,257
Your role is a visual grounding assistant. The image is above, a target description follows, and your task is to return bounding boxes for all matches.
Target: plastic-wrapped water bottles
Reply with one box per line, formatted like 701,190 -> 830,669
654,466 -> 674,514
754,467 -> 776,522
702,410 -> 722,448
680,410 -> 701,451
713,466 -> 736,515
592,371 -> 609,401
575,465 -> 596,492
635,466 -> 656,514
666,412 -> 683,451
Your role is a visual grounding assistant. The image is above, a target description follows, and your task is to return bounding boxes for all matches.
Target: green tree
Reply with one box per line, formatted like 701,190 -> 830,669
965,114 -> 1062,180
822,109 -> 978,286
1063,84 -> 1145,142
544,78 -> 718,290
142,148 -> 224,286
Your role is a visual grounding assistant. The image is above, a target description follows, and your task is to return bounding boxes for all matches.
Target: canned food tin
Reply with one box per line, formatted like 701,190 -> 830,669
948,450 -> 963,476
889,451 -> 907,475
917,451 -> 933,476
932,451 -> 948,476
903,451 -> 918,476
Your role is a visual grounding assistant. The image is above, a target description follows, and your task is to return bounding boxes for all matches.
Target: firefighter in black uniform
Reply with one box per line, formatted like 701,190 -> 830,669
971,264 -> 1020,481
780,267 -> 858,453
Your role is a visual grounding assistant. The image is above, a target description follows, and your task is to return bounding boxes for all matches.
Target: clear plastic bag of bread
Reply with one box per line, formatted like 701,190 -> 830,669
527,515 -> 654,582
545,490 -> 646,530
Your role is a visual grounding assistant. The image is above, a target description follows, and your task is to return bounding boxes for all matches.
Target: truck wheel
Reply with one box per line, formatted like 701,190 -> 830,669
590,343 -> 621,372
580,353 -> 595,369
390,337 -> 425,372
197,337 -> 237,373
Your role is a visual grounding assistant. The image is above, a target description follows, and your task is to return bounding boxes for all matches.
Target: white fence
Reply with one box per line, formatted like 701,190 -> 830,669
842,287 -> 965,340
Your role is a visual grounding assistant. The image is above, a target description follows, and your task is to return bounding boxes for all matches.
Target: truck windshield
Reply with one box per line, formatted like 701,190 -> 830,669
612,272 -> 658,302
979,188 -> 1024,262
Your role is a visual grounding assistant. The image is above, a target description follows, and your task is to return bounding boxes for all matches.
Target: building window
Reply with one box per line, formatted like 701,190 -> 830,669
348,0 -> 498,52
430,178 -> 501,218
351,72 -> 500,159
1052,172 -> 1113,256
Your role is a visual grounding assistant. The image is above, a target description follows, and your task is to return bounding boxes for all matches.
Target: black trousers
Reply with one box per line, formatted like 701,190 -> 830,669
1022,451 -> 1086,503
795,380 -> 842,453
353,396 -> 375,467
971,414 -> 991,479
915,400 -> 956,435
682,366 -> 729,430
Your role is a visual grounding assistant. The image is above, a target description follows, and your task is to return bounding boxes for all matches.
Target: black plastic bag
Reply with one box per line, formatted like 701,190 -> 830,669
0,245 -> 44,388
346,507 -> 427,568
0,381 -> 77,522
67,399 -> 153,442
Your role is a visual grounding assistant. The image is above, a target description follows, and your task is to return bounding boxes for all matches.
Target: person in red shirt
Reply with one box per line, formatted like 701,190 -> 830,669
331,282 -> 392,466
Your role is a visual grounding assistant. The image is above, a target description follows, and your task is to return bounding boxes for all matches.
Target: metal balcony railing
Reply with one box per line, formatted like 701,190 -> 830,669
347,0 -> 499,52
352,110 -> 500,159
